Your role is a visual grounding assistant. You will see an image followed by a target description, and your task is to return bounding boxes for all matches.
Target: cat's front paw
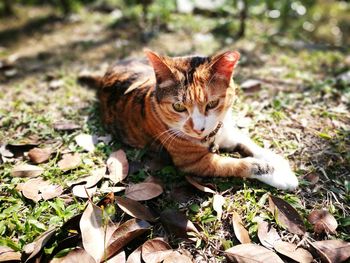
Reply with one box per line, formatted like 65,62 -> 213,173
252,168 -> 298,191
251,154 -> 299,191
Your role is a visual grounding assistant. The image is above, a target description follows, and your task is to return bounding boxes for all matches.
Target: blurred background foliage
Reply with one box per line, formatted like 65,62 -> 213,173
0,0 -> 349,47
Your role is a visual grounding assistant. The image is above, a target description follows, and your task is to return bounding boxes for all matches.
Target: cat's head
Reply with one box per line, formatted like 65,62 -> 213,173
146,50 -> 240,140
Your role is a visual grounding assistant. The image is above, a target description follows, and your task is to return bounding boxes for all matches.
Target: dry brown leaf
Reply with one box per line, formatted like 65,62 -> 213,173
231,212 -> 251,244
311,240 -> 350,263
11,164 -> 44,178
53,121 -> 80,131
225,244 -> 284,263
115,196 -> 157,222
105,219 -> 151,259
163,251 -> 192,263
307,209 -> 338,234
21,178 -> 63,202
213,194 -> 225,220
268,195 -> 306,235
75,134 -> 96,152
28,148 -> 52,164
67,167 -> 105,188
0,246 -> 21,262
7,142 -> 39,158
125,182 -> 163,201
100,185 -> 126,193
185,176 -> 215,194
107,250 -> 126,263
240,79 -> 262,93
40,184 -> 64,200
24,228 -> 57,262
142,238 -> 173,263
126,245 -> 142,263
58,153 -> 81,171
274,241 -> 313,263
106,149 -> 129,184
50,248 -> 95,263
303,173 -> 319,185
160,209 -> 199,238
257,221 -> 281,249
72,185 -> 97,198
80,202 -> 114,262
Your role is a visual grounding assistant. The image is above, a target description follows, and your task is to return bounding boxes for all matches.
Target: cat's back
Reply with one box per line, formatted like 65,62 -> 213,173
97,58 -> 157,147
100,58 -> 155,93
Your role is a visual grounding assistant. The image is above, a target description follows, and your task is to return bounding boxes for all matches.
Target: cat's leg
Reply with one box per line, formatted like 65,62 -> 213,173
173,152 -> 275,181
215,118 -> 298,190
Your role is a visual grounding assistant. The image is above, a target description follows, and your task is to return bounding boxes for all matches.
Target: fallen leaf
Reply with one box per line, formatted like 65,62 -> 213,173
53,121 -> 80,131
268,195 -> 306,235
7,143 -> 38,158
257,221 -> 281,249
0,144 -> 13,158
225,244 -> 284,263
75,134 -> 96,152
126,245 -> 142,263
303,173 -> 319,185
107,250 -> 126,263
105,219 -> 151,259
307,209 -> 338,234
24,228 -> 57,262
80,202 -> 114,262
0,246 -> 21,262
231,212 -> 251,244
185,176 -> 215,194
58,153 -> 81,171
106,150 -> 129,184
160,209 -> 199,238
40,184 -> 64,200
240,79 -> 262,93
100,185 -> 126,193
125,182 -> 163,201
213,194 -> 225,220
274,241 -> 313,263
67,167 -> 105,188
11,164 -> 44,178
311,240 -> 350,263
50,248 -> 95,263
142,238 -> 173,263
28,148 -> 52,164
115,196 -> 157,222
163,251 -> 192,263
21,178 -> 63,202
72,185 -> 97,198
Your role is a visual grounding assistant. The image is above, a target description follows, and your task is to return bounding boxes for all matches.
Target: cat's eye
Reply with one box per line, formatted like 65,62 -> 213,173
206,99 -> 219,111
172,102 -> 187,112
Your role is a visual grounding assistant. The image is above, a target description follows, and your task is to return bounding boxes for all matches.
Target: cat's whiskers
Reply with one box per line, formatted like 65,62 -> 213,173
167,130 -> 182,149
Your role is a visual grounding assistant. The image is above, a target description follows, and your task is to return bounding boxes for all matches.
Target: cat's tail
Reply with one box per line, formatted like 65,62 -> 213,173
77,71 -> 103,90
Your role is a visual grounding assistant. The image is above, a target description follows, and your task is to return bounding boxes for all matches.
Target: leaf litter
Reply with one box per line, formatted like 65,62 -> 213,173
20,177 -> 63,202
11,164 -> 44,178
106,149 -> 129,184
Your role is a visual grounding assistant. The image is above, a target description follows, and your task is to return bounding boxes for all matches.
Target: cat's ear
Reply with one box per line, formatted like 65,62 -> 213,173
210,51 -> 240,83
145,50 -> 175,86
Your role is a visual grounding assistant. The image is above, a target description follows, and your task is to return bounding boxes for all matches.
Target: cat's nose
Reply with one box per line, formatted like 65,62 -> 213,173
193,127 -> 205,134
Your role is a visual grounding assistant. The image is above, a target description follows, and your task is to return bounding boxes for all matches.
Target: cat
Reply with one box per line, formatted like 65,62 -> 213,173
90,50 -> 298,190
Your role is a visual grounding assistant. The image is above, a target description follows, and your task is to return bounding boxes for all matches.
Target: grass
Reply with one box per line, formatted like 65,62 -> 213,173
0,3 -> 350,262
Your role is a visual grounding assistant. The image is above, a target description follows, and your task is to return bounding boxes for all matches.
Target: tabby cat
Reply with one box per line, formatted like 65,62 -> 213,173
94,50 -> 298,190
